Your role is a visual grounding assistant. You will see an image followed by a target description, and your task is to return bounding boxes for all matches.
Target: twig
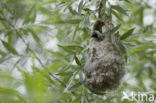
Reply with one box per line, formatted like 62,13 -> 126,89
96,0 -> 114,31
98,1 -> 103,18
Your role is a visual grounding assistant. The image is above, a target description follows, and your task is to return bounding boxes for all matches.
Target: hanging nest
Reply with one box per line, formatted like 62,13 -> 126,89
84,35 -> 125,94
83,1 -> 126,94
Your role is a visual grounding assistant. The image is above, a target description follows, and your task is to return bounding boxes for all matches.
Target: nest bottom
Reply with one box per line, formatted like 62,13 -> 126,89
84,64 -> 125,94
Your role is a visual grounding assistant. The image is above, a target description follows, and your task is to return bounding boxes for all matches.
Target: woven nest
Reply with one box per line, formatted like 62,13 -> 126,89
84,36 -> 125,94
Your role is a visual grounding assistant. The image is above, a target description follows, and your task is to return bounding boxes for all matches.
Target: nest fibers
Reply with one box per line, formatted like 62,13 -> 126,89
84,35 -> 125,94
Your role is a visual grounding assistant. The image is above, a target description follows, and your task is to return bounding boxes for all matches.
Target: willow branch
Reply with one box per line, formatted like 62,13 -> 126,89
0,15 -> 67,89
96,0 -> 114,31
98,1 -> 103,18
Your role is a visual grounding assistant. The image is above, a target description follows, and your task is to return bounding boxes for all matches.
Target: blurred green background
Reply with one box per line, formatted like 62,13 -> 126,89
0,0 -> 156,103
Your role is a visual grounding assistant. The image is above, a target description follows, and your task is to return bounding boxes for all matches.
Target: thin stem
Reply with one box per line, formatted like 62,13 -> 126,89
97,0 -> 114,31
98,1 -> 103,18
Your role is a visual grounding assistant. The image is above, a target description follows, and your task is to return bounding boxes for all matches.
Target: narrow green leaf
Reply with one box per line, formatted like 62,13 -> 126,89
72,24 -> 79,40
23,5 -> 36,25
0,87 -> 26,102
69,6 -> 78,15
111,34 -> 118,48
26,44 -> 29,54
79,71 -> 85,82
126,45 -> 155,55
146,50 -> 156,54
112,5 -> 128,16
48,49 -> 64,58
65,72 -> 75,90
1,40 -> 18,55
112,10 -> 123,21
32,7 -> 37,23
19,28 -> 29,36
58,44 -> 75,54
0,73 -> 15,79
114,31 -> 120,37
83,16 -> 90,28
32,66 -> 40,73
28,28 -> 42,47
56,72 -> 73,76
74,55 -> 81,66
16,66 -> 27,74
62,45 -> 84,53
0,55 -> 12,64
42,0 -> 57,4
60,0 -> 71,2
71,96 -> 81,103
118,42 -> 127,61
68,82 -> 82,91
0,50 -> 6,55
38,6 -> 51,15
83,8 -> 91,12
120,28 -> 135,40
6,31 -> 12,45
78,0 -> 83,16
66,45 -> 83,51
54,19 -> 81,24
124,0 -> 131,3
110,24 -> 121,34
101,0 -> 107,9
48,61 -> 65,72
6,0 -> 19,3
107,2 -> 112,19
0,19 -> 9,29
139,7 -> 143,24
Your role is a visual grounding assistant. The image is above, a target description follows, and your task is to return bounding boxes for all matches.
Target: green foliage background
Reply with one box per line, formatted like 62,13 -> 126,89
0,0 -> 156,103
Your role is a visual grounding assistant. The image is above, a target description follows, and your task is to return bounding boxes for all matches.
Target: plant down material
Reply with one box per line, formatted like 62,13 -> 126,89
84,33 -> 125,94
